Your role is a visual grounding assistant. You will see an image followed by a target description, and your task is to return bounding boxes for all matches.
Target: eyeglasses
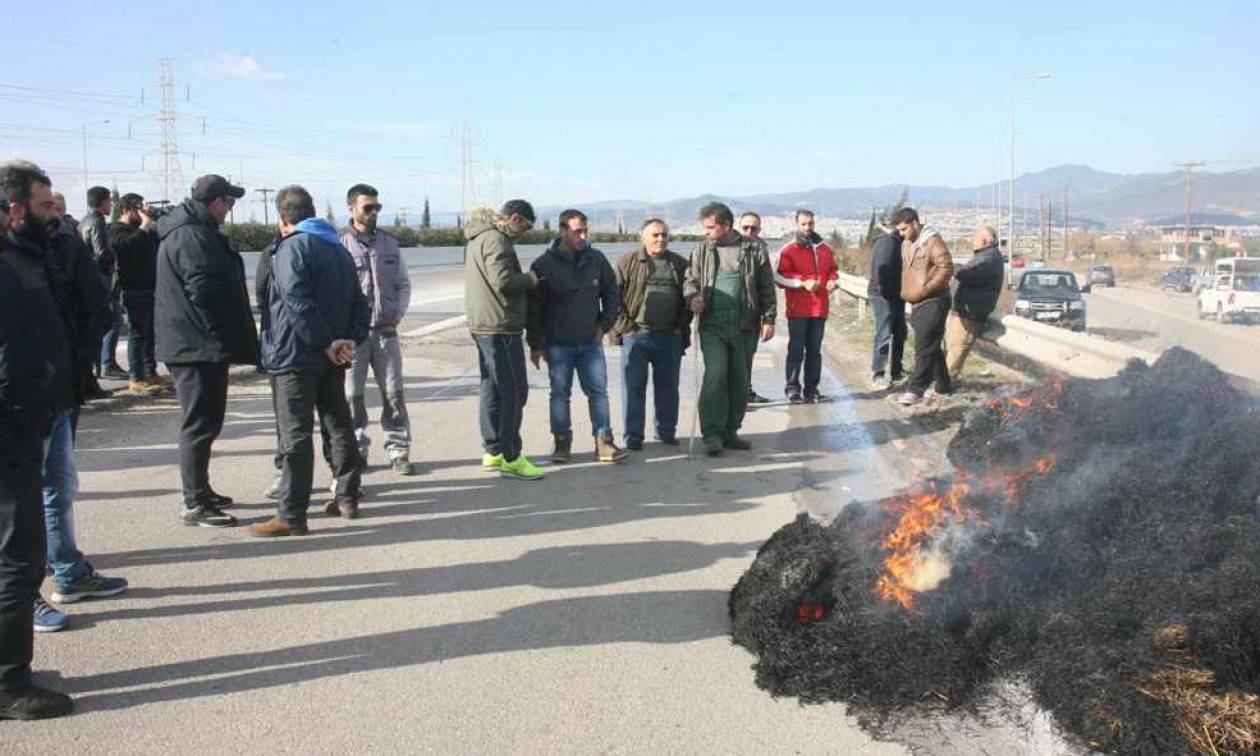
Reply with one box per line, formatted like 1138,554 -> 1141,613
362,203 -> 383,213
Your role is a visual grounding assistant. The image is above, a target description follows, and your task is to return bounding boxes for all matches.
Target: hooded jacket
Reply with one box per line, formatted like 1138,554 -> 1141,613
952,243 -> 1005,322
683,234 -> 776,332
261,218 -> 370,374
340,227 -> 411,330
900,227 -> 954,306
526,238 -> 619,351
463,217 -> 535,335
776,232 -> 838,319
154,198 -> 259,365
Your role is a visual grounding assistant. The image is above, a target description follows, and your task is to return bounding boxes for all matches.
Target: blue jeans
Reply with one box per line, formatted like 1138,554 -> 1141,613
547,340 -> 612,438
870,296 -> 907,378
42,409 -> 89,586
473,334 -> 528,462
100,298 -> 123,369
785,317 -> 826,396
621,330 -> 683,445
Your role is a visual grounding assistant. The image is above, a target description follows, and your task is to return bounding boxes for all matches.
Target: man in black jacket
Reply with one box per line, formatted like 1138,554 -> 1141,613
79,186 -> 125,380
526,209 -> 625,464
51,192 -> 110,401
0,161 -> 74,719
155,175 -> 258,528
252,186 -> 368,535
108,193 -> 165,393
945,225 -> 1004,382
867,224 -> 906,389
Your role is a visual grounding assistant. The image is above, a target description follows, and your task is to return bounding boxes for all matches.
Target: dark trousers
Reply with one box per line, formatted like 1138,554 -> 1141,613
122,288 -> 156,381
473,334 -> 528,462
785,317 -> 826,396
871,296 -> 907,378
908,298 -> 951,395
271,368 -> 362,525
0,432 -> 48,691
170,361 -> 230,508
100,297 -> 123,369
621,330 -> 683,445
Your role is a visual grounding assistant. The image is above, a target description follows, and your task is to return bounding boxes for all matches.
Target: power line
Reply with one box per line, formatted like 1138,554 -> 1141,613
255,187 -> 275,226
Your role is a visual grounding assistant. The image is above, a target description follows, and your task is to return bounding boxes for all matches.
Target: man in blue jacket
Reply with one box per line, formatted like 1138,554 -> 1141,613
526,209 -> 626,464
251,186 -> 370,536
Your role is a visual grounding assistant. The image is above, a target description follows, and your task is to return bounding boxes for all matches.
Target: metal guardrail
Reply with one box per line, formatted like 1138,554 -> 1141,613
830,272 -> 1159,379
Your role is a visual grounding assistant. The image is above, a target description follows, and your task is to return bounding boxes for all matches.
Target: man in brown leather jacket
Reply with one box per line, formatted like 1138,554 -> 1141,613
894,207 -> 953,405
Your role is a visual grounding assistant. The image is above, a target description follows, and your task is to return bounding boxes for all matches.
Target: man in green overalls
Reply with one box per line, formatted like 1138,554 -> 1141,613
683,202 -> 777,456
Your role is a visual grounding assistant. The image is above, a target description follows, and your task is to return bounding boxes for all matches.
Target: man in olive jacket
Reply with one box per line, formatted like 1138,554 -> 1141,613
894,207 -> 954,405
683,202 -> 776,456
463,199 -> 544,481
155,175 -> 259,527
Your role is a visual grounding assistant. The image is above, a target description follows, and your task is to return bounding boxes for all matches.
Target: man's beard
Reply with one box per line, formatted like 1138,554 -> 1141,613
18,212 -> 55,244
360,217 -> 377,233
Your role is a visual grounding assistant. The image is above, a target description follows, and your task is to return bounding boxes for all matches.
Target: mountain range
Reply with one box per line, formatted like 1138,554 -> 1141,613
531,164 -> 1260,228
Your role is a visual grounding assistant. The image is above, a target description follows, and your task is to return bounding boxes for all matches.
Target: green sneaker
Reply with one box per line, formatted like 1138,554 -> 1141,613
481,452 -> 504,471
499,455 -> 545,481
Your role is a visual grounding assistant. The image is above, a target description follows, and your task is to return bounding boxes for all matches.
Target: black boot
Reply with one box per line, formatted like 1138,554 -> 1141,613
0,684 -> 74,720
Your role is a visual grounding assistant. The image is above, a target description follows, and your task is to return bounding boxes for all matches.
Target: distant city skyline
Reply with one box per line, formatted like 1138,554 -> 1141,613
5,1 -> 1257,217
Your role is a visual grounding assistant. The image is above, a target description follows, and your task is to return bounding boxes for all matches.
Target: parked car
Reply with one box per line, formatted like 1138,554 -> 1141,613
1013,268 -> 1088,332
1089,265 -> 1116,288
1198,257 -> 1260,324
1160,266 -> 1197,293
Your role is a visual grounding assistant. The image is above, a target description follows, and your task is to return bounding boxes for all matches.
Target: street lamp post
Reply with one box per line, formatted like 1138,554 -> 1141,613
1008,73 -> 1050,261
81,118 -> 112,203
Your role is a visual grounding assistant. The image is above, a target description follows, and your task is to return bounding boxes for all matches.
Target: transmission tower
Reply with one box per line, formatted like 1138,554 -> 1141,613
155,58 -> 184,203
1175,161 -> 1206,259
460,121 -> 475,221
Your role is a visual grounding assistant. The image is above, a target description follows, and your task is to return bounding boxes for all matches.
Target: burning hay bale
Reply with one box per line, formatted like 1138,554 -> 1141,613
729,348 -> 1260,755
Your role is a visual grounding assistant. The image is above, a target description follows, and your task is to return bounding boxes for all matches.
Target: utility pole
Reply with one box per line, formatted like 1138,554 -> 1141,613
255,187 -> 275,226
460,121 -> 474,221
1175,161 -> 1205,260
1037,194 -> 1045,257
1062,185 -> 1070,259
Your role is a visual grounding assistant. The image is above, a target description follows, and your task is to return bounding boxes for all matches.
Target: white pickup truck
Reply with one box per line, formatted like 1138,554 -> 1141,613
1198,257 -> 1260,324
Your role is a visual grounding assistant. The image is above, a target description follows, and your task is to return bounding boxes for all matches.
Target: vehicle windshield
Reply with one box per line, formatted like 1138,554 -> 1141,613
1235,275 -> 1260,292
1021,272 -> 1080,292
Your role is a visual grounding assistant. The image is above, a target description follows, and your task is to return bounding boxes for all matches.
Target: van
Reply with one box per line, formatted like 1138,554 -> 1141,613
1197,258 -> 1260,324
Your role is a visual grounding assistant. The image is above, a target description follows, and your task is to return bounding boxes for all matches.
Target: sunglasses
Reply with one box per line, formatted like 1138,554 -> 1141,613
362,203 -> 383,213
741,224 -> 760,232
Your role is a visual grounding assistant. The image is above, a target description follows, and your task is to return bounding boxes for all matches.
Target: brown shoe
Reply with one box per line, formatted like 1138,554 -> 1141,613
245,516 -> 308,537
128,380 -> 162,395
324,499 -> 359,519
596,436 -> 628,463
551,434 -> 572,464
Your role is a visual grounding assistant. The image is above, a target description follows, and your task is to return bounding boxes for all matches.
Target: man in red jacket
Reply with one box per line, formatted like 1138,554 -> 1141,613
776,209 -> 838,403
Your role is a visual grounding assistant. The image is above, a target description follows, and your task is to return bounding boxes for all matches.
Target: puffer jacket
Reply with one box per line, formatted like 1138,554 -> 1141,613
341,229 -> 411,330
900,228 -> 954,306
776,234 -> 838,319
154,199 -> 259,365
463,219 -> 535,335
261,219 -> 370,374
683,234 -> 776,332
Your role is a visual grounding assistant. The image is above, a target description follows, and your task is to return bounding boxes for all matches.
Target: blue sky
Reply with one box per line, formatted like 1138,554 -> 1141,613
6,1 -> 1257,218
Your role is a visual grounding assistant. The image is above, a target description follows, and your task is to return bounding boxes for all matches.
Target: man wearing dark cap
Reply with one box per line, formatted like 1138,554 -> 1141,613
463,200 -> 545,480
155,174 -> 259,527
108,193 -> 164,393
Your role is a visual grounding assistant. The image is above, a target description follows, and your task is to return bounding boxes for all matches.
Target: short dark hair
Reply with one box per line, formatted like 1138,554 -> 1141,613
347,183 -> 378,204
0,160 -> 51,205
119,193 -> 145,212
893,207 -> 920,225
739,211 -> 761,223
641,217 -> 668,231
699,201 -> 734,226
276,185 -> 316,225
558,209 -> 587,229
501,199 -> 536,224
794,208 -> 815,222
86,186 -> 111,210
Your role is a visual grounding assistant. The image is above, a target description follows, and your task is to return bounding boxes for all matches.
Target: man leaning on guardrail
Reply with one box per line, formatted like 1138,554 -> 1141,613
945,225 -> 1004,382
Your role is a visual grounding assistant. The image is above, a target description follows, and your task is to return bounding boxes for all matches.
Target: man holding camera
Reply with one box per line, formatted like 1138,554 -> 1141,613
108,194 -> 166,394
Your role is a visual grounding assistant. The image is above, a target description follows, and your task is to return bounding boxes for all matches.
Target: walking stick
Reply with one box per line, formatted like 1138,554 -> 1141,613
688,318 -> 701,458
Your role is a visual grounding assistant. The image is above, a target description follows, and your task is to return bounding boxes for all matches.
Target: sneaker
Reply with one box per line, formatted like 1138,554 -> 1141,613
263,475 -> 283,500
747,390 -> 771,404
51,570 -> 128,604
804,392 -> 830,404
596,436 -> 628,463
147,374 -> 174,387
723,436 -> 753,451
870,373 -> 887,390
390,457 -> 417,476
181,505 -> 238,528
100,363 -> 128,380
898,391 -> 923,406
128,380 -> 162,395
204,490 -> 234,509
0,684 -> 73,720
33,598 -> 68,633
551,434 -> 572,464
481,452 -> 504,471
499,455 -> 546,480
245,516 -> 309,537
787,391 -> 804,404
703,439 -> 723,457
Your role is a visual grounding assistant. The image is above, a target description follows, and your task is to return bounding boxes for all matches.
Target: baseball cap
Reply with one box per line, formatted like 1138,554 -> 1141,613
191,174 -> 245,202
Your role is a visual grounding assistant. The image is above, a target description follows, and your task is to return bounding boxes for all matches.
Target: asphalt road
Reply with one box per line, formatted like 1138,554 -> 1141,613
1084,285 -> 1260,382
11,264 -> 1078,754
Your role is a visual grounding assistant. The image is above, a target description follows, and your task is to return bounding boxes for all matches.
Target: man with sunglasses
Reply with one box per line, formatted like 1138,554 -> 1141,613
340,184 -> 416,476
737,212 -> 772,405
155,174 -> 259,527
